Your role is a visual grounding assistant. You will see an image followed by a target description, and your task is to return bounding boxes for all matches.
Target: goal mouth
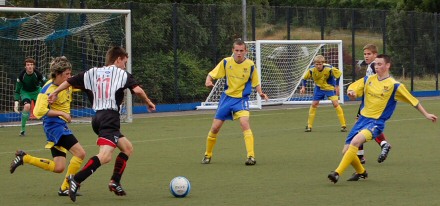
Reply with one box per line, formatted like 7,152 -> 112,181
0,7 -> 133,125
197,40 -> 344,110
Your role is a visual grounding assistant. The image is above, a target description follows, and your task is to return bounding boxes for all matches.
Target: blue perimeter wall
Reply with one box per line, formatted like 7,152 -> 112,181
1,90 -> 439,123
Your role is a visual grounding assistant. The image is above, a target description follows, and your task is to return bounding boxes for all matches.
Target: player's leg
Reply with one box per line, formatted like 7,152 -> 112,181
202,95 -> 230,164
68,145 -> 113,202
58,135 -> 85,195
357,144 -> 366,164
330,97 -> 347,132
74,145 -> 113,183
107,136 -> 132,196
202,119 -> 224,164
9,149 -> 60,174
329,133 -> 367,183
236,113 -> 256,165
68,111 -> 116,201
376,133 -> 392,163
306,100 -> 319,132
19,98 -> 32,136
355,106 -> 365,163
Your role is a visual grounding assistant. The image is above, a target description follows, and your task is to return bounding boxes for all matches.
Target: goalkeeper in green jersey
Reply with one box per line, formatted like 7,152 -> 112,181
13,57 -> 47,136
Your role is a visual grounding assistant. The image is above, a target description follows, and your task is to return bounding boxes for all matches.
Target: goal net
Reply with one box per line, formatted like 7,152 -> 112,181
197,40 -> 343,109
0,7 -> 133,125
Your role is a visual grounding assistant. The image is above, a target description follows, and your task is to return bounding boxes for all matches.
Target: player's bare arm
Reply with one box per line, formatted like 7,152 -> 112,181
132,86 -> 156,112
300,86 -> 306,94
347,90 -> 357,100
255,85 -> 268,101
415,103 -> 438,123
48,81 -> 72,104
205,75 -> 214,88
46,109 -> 72,123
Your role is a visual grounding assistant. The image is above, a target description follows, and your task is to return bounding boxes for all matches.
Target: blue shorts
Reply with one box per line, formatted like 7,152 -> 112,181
345,116 -> 385,144
313,87 -> 336,101
215,94 -> 249,121
43,116 -> 73,144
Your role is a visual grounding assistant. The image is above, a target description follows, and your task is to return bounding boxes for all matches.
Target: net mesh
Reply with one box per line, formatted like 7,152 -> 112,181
0,10 -> 127,124
198,40 -> 342,109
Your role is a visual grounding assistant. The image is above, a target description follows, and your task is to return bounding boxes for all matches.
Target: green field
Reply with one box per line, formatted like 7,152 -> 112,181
1,98 -> 439,206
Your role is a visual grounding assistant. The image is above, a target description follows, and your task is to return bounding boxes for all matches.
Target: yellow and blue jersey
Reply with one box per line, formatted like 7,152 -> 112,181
302,64 -> 342,91
209,57 -> 260,98
348,74 -> 419,120
33,79 -> 74,122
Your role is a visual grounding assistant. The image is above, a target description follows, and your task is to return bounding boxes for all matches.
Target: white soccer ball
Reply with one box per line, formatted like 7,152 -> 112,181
169,176 -> 191,198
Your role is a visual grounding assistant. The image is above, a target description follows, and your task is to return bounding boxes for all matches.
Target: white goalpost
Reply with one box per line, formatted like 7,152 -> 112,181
0,7 -> 133,124
197,40 -> 344,110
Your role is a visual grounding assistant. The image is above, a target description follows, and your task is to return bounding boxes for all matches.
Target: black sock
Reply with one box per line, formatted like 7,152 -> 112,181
75,156 -> 101,183
111,152 -> 129,183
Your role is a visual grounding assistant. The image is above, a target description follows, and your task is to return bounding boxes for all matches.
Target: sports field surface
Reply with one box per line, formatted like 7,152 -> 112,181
1,98 -> 439,206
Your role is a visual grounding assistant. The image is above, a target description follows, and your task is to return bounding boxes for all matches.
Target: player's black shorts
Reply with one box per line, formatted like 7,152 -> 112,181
51,134 -> 79,157
92,110 -> 124,145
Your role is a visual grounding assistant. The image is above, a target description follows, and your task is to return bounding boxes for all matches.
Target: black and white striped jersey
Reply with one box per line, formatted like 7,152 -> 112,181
366,62 -> 376,76
67,65 -> 138,112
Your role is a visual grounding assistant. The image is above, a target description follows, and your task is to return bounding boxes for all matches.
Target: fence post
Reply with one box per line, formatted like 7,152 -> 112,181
252,6 -> 256,41
382,10 -> 387,54
435,13 -> 439,91
287,7 -> 292,40
410,11 -> 415,91
172,3 -> 179,102
320,7 -> 325,40
210,4 -> 218,64
351,9 -> 356,83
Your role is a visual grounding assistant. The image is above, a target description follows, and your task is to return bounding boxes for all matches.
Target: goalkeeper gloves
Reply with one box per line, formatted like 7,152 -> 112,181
14,101 -> 19,113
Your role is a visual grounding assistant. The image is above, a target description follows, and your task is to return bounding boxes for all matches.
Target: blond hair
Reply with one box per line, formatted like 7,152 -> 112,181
363,44 -> 378,54
50,56 -> 71,79
314,55 -> 325,63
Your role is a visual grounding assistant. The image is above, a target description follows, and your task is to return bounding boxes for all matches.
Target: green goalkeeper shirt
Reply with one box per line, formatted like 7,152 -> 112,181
14,70 -> 46,101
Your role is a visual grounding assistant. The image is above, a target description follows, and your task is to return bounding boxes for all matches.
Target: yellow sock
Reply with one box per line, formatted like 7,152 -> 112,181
23,154 -> 55,172
60,156 -> 83,190
204,131 -> 217,158
308,106 -> 317,128
350,155 -> 366,174
335,145 -> 358,175
243,130 -> 255,158
335,105 -> 346,127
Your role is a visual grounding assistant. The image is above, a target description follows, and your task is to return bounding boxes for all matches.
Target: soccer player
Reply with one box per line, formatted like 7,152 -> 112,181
14,57 -> 47,136
10,56 -> 86,196
201,39 -> 268,166
48,46 -> 156,202
327,54 -> 437,184
300,55 -> 347,132
356,44 -> 392,165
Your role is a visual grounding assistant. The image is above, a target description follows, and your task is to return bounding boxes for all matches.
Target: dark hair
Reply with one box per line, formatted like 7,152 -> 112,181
233,38 -> 247,50
25,57 -> 35,65
376,54 -> 392,67
105,46 -> 128,66
50,56 -> 71,79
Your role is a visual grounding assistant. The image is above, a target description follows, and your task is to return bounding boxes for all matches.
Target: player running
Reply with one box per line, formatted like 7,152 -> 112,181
10,56 -> 86,196
327,54 -> 437,184
48,46 -> 155,202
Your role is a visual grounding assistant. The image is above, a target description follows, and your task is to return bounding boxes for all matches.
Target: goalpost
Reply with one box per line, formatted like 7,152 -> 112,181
0,7 -> 133,124
197,40 -> 344,109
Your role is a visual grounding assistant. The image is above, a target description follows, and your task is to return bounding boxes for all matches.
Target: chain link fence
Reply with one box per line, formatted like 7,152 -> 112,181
2,1 -> 439,105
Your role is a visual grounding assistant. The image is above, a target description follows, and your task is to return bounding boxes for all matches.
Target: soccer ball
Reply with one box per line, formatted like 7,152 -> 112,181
169,176 -> 191,198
